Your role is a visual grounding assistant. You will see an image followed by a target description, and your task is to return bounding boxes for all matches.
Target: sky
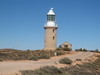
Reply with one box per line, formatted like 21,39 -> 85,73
0,0 -> 100,51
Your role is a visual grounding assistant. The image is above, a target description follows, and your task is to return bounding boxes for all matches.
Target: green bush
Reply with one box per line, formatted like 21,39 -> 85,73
59,57 -> 73,65
61,57 -> 100,75
95,49 -> 99,52
75,59 -> 82,61
64,65 -> 93,75
27,49 -> 30,52
82,49 -> 87,52
75,49 -> 79,51
29,56 -> 39,61
75,48 -> 87,52
20,66 -> 67,75
79,48 -> 83,51
63,47 -> 71,51
56,48 -> 62,51
95,55 -> 100,58
93,58 -> 100,67
39,54 -> 50,59
57,52 -> 64,55
0,58 -> 3,62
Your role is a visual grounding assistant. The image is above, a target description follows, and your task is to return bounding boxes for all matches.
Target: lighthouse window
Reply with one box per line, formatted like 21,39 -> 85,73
53,29 -> 54,32
64,45 -> 68,48
53,36 -> 55,40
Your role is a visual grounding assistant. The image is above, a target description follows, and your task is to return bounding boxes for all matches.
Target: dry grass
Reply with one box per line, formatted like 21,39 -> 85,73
19,53 -> 100,75
0,49 -> 72,61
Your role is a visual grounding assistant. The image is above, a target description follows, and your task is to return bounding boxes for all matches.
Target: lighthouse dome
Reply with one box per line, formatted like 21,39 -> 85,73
47,8 -> 55,15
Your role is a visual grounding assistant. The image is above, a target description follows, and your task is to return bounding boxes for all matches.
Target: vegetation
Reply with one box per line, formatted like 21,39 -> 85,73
56,48 -> 62,51
75,48 -> 87,51
75,48 -> 100,53
95,49 -> 99,52
39,54 -> 50,59
61,55 -> 100,75
20,55 -> 100,75
20,66 -> 67,75
62,47 -> 72,51
75,58 -> 82,61
28,54 -> 50,61
59,57 -> 73,65
2,49 -> 99,75
95,55 -> 100,58
56,51 -> 65,55
29,56 -> 39,61
62,65 -> 94,75
56,47 -> 72,51
0,49 -> 68,61
0,58 -> 3,62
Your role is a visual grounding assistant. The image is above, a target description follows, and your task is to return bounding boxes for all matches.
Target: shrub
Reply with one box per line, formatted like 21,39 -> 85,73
79,48 -> 83,51
93,58 -> 100,67
75,49 -> 79,51
59,57 -> 73,65
95,55 -> 100,58
56,48 -> 62,51
20,66 -> 67,75
75,48 -> 87,52
66,65 -> 93,75
29,56 -> 39,61
76,62 -> 98,75
39,54 -> 50,59
82,49 -> 87,52
95,49 -> 99,52
27,49 -> 30,52
0,59 -> 3,62
76,59 -> 82,61
39,66 -> 64,74
63,47 -> 71,51
56,52 -> 64,55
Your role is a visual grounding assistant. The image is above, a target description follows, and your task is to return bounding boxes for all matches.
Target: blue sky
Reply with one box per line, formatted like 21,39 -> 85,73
0,0 -> 100,50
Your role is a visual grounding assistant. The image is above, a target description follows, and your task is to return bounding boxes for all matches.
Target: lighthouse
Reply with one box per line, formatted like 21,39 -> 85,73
44,8 -> 58,50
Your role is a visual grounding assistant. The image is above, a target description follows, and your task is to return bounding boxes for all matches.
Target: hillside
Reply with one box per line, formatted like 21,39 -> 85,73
0,49 -> 72,61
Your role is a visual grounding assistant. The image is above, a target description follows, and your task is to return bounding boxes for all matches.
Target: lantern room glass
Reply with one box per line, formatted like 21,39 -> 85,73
47,15 -> 55,21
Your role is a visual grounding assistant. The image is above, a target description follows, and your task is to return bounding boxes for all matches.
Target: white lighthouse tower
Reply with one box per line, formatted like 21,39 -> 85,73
44,8 -> 58,50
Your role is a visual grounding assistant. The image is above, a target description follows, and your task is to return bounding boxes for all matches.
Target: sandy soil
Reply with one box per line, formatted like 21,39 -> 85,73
0,51 -> 94,75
